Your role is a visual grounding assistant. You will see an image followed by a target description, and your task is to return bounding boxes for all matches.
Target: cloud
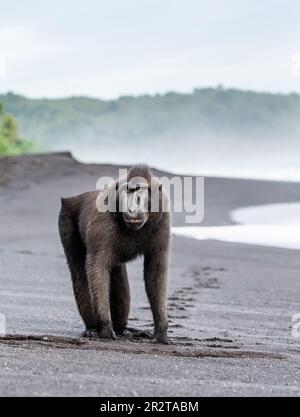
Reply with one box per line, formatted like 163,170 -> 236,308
0,26 -> 65,66
0,0 -> 299,98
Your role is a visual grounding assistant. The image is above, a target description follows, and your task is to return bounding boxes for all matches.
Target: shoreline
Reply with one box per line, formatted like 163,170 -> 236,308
4,150 -> 300,183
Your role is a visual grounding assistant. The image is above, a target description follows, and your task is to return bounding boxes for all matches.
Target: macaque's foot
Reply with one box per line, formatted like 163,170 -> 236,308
81,329 -> 97,338
152,330 -> 169,345
97,323 -> 117,340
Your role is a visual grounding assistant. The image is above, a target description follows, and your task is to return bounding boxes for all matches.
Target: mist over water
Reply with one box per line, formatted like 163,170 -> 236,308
67,135 -> 300,182
3,88 -> 300,182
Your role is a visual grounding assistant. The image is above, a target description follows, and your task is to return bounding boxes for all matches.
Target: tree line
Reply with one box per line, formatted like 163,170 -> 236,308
0,102 -> 36,155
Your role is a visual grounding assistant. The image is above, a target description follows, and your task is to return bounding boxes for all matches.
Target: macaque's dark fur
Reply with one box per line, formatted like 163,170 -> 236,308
58,165 -> 170,343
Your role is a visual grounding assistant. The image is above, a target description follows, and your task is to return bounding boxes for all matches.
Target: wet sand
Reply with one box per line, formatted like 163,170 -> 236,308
0,152 -> 299,396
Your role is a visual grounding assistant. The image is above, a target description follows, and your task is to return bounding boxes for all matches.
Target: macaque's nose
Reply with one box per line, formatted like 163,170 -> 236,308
126,206 -> 143,223
128,203 -> 141,216
128,209 -> 139,220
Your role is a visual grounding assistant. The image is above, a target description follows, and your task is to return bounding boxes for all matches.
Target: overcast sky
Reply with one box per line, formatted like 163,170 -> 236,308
0,0 -> 299,99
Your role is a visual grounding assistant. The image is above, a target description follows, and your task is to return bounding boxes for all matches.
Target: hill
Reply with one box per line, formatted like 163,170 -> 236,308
1,88 -> 300,150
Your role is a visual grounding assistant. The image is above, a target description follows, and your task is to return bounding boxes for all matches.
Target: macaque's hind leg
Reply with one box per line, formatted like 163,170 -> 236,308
74,276 -> 97,336
59,204 -> 96,334
110,264 -> 130,335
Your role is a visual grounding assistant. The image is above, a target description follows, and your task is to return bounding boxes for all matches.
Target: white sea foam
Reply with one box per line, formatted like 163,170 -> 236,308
172,202 -> 300,250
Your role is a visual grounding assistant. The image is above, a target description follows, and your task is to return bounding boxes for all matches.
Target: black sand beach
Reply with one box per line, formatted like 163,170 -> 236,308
0,153 -> 299,396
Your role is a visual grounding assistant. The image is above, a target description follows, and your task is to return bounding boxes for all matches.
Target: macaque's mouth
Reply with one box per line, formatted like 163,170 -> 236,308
125,218 -> 144,224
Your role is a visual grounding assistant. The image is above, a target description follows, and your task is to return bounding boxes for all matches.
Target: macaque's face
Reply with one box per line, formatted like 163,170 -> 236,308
120,177 -> 150,231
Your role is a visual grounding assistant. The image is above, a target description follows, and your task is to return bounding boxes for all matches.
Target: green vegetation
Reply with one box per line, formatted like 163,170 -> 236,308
0,102 -> 37,156
0,88 -> 300,150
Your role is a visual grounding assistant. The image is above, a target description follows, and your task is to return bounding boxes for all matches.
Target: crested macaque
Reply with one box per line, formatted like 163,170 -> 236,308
58,165 -> 170,343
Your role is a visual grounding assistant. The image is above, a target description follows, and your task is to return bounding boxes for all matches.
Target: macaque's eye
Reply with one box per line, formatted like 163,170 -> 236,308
126,186 -> 133,194
127,183 -> 141,193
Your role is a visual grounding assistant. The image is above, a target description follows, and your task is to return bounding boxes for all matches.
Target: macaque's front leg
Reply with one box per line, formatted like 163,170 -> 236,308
144,250 -> 169,344
86,251 -> 116,340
